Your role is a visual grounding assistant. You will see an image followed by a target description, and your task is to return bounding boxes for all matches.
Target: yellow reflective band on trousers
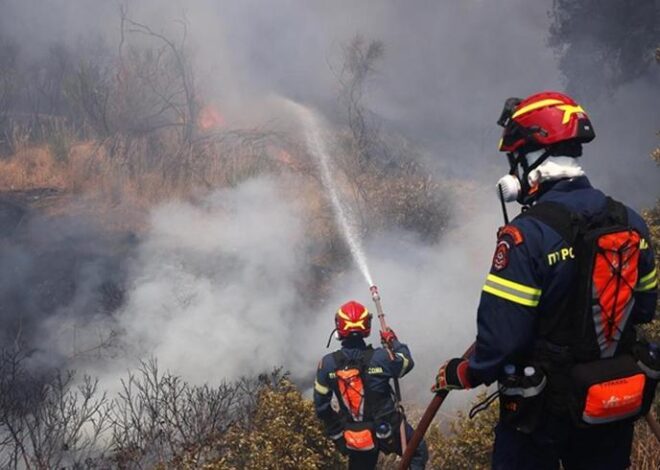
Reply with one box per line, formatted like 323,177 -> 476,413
636,268 -> 658,292
483,274 -> 542,307
314,379 -> 330,395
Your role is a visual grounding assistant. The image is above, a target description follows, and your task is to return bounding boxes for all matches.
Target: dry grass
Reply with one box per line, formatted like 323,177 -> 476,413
0,131 -> 285,230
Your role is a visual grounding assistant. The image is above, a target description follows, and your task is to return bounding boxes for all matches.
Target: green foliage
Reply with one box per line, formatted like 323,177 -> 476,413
426,394 -> 498,469
217,379 -> 344,470
639,128 -> 660,342
641,199 -> 660,342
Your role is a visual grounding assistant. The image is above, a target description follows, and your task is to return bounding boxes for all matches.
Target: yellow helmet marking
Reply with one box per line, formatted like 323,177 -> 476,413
343,320 -> 366,329
337,307 -> 369,320
557,104 -> 585,124
511,99 -> 564,119
336,309 -> 351,320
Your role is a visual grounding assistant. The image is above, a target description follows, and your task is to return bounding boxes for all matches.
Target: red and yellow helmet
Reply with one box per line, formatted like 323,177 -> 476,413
497,91 -> 595,153
335,301 -> 372,339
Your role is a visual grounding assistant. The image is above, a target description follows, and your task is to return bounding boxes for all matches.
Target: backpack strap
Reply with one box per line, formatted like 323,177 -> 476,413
519,201 -> 583,346
333,350 -> 347,369
520,201 -> 578,243
520,197 -> 628,243
604,197 -> 628,227
358,348 -> 381,421
333,346 -> 376,371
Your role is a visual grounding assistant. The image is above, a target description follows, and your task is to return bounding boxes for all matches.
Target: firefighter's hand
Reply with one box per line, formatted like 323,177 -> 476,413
380,328 -> 397,347
431,358 -> 471,393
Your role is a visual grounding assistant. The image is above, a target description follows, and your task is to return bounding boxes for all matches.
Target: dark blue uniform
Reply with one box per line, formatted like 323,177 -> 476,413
468,176 -> 658,469
314,337 -> 428,469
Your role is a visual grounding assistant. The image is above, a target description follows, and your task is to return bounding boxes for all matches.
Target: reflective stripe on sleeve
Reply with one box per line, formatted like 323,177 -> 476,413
314,379 -> 330,395
482,273 -> 542,307
636,268 -> 658,292
395,352 -> 410,378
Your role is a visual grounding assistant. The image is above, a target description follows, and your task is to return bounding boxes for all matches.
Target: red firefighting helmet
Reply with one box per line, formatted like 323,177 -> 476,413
335,301 -> 372,339
497,91 -> 595,154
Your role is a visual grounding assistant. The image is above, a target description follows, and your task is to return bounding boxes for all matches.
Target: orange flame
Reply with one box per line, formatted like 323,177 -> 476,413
197,105 -> 225,130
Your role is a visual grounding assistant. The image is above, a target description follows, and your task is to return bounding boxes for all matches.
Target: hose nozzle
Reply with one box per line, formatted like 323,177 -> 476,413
370,285 -> 381,302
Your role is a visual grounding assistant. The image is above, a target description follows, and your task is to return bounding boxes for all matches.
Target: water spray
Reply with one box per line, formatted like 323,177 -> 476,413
290,99 -> 409,455
288,100 -> 374,287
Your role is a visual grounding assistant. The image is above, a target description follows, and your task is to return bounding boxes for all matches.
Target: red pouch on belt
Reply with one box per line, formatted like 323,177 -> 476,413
343,427 -> 376,451
572,354 -> 646,425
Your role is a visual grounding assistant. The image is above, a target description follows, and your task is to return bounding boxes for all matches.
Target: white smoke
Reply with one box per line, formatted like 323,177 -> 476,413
106,178 -> 309,384
1,0 -> 656,409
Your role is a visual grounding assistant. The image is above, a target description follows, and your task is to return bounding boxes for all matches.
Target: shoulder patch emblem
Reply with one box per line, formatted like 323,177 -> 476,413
492,240 -> 510,271
497,225 -> 524,245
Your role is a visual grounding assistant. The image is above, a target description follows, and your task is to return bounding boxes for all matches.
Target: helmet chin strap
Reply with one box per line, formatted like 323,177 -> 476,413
325,328 -> 337,348
508,148 -> 552,205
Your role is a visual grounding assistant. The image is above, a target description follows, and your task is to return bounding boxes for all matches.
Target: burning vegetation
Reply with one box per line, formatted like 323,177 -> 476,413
0,2 -> 658,469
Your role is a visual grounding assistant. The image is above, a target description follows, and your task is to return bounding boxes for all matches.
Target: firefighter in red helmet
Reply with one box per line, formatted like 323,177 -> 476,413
432,91 -> 658,469
314,300 -> 428,469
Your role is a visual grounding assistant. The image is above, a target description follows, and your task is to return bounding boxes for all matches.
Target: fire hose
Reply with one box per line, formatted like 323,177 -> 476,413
398,341 -> 660,470
398,342 -> 476,470
369,285 -> 408,456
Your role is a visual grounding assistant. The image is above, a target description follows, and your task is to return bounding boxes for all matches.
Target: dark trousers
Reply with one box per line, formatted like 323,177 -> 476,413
348,422 -> 428,470
492,415 -> 635,470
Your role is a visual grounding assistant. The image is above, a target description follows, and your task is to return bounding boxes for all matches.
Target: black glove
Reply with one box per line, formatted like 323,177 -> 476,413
431,358 -> 471,393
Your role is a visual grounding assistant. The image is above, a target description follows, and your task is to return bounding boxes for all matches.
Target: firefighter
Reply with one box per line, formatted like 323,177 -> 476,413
432,91 -> 658,470
314,300 -> 428,469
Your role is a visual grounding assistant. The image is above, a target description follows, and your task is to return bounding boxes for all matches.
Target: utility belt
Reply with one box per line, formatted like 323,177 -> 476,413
341,410 -> 402,452
497,340 -> 660,433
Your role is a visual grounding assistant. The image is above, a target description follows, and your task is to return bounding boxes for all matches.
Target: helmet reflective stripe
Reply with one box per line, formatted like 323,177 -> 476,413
343,320 -> 366,329
511,99 -> 564,119
557,104 -> 586,124
512,99 -> 585,126
497,91 -> 595,185
336,307 -> 370,320
336,309 -> 351,320
335,300 -> 372,338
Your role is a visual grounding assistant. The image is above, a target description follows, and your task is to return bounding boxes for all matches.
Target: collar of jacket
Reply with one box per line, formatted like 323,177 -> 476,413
341,337 -> 368,350
537,175 -> 593,200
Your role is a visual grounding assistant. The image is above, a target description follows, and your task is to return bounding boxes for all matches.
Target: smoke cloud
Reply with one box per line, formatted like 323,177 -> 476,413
0,0 -> 657,409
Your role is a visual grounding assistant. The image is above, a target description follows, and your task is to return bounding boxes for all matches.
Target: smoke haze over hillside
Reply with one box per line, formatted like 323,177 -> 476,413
0,0 -> 657,405
2,0 -> 657,204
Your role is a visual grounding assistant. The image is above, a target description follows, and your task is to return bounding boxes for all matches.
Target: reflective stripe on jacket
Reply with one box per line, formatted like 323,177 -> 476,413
469,176 -> 658,386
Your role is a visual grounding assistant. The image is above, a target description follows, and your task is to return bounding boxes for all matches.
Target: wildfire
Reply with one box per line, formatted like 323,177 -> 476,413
197,104 -> 225,131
